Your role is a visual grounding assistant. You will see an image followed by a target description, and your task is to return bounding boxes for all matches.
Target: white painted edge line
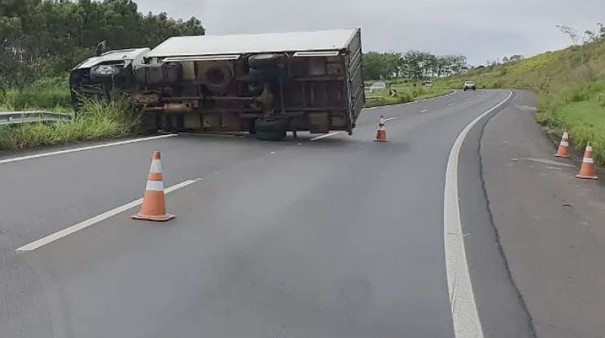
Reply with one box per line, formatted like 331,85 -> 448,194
16,178 -> 201,252
383,117 -> 397,122
310,131 -> 342,141
444,90 -> 513,338
0,134 -> 177,165
364,90 -> 459,110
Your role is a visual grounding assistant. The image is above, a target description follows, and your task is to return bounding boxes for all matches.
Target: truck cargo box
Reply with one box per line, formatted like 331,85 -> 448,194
69,29 -> 365,140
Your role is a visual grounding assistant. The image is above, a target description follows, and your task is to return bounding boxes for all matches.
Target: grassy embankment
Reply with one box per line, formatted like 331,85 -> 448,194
0,77 -> 140,150
437,39 -> 605,164
364,81 -> 452,108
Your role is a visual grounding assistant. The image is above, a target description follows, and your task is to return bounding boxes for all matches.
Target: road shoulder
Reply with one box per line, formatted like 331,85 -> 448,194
457,91 -> 534,338
480,90 -> 605,338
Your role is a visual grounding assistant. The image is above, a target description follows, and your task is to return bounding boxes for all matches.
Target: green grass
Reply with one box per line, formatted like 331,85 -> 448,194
364,86 -> 451,108
443,39 -> 605,164
0,96 -> 142,151
0,76 -> 72,110
0,76 -> 144,151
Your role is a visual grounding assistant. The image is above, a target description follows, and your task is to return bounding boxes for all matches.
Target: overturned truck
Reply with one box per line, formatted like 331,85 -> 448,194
69,28 -> 365,140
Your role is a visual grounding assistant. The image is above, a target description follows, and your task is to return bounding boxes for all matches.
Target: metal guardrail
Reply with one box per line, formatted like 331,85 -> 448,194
0,111 -> 72,126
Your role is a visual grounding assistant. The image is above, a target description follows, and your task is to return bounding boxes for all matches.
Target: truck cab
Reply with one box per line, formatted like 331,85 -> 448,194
69,48 -> 150,111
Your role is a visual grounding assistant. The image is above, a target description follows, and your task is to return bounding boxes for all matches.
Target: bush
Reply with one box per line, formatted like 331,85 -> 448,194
363,87 -> 450,108
0,95 -> 142,151
0,76 -> 71,110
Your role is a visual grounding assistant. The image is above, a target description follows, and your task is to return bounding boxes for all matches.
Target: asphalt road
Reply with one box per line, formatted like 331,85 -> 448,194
0,89 -> 521,338
480,91 -> 605,338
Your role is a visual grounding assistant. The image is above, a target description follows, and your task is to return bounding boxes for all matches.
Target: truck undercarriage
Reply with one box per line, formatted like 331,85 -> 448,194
69,29 -> 365,141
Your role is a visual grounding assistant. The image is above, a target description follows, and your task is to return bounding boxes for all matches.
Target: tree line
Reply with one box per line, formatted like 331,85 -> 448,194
362,51 -> 468,81
0,1 -> 479,87
0,0 -> 205,87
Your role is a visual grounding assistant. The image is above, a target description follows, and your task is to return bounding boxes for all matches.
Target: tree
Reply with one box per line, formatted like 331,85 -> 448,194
362,50 -> 469,81
433,56 -> 451,77
0,0 -> 205,87
363,52 -> 391,80
580,23 -> 605,44
556,25 -> 580,45
400,50 -> 424,80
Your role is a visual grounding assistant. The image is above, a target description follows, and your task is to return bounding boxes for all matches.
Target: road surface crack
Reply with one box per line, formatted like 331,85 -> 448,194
478,109 -> 537,338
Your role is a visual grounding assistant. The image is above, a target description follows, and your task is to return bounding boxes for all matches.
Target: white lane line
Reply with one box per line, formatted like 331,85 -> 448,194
444,90 -> 513,338
383,117 -> 397,122
419,109 -> 429,113
310,131 -> 342,141
0,134 -> 177,165
448,103 -> 455,107
364,90 -> 458,110
16,178 -> 201,252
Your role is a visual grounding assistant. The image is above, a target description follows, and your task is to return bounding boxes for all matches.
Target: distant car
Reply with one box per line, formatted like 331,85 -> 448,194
422,80 -> 433,87
463,81 -> 476,91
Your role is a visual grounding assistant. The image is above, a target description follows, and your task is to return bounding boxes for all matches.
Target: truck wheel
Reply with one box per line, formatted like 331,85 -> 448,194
140,113 -> 159,135
255,117 -> 288,141
204,62 -> 233,94
90,65 -> 120,82
255,130 -> 286,141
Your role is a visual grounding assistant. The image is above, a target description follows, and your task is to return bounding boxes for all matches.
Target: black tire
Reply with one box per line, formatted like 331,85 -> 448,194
255,130 -> 286,141
204,62 -> 233,94
140,113 -> 159,135
90,64 -> 120,82
248,53 -> 282,70
255,117 -> 288,141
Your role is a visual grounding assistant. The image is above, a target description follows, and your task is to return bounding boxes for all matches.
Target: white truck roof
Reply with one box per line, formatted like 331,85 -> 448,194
145,28 -> 360,59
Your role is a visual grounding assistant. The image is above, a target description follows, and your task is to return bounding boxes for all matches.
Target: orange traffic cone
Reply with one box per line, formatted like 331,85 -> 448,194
576,142 -> 598,180
374,115 -> 388,142
132,151 -> 175,221
555,131 -> 570,158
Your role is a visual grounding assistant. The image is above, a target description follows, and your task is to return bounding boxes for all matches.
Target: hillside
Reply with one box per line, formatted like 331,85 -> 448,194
440,38 -> 605,164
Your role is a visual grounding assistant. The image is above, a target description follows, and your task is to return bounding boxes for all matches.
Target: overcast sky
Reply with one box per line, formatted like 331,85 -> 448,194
135,0 -> 605,65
